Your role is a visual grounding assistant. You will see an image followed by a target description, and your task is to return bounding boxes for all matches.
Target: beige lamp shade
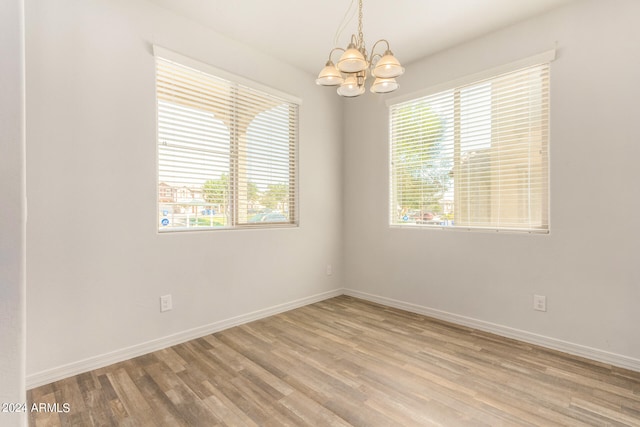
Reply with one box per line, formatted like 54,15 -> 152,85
337,75 -> 365,97
337,44 -> 367,73
373,51 -> 405,78
316,61 -> 344,86
370,77 -> 398,93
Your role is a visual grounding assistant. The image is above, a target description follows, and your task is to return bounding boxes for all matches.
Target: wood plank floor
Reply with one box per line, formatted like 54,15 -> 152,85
28,296 -> 640,426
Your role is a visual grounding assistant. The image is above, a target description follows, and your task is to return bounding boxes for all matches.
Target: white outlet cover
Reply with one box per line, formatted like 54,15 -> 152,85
160,294 -> 172,312
533,294 -> 546,312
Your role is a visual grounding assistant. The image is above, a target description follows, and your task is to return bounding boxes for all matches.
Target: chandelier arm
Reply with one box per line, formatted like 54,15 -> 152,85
327,47 -> 346,62
370,39 -> 391,57
369,53 -> 383,68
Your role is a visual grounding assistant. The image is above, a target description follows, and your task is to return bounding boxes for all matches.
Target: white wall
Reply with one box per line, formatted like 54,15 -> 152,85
26,0 -> 343,383
344,0 -> 640,366
0,0 -> 26,425
25,0 -> 640,387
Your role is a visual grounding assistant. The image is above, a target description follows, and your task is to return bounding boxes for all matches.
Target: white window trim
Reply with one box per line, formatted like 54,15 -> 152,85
153,46 -> 302,106
386,49 -> 556,108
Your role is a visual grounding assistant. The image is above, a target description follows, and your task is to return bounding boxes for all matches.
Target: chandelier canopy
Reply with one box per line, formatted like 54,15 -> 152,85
316,0 -> 404,97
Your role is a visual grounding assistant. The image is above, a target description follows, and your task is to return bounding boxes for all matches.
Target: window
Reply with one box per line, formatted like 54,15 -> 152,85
155,48 -> 299,231
390,61 -> 550,233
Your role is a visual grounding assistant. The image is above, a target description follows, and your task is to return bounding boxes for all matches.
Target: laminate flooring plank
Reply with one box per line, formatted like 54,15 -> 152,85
199,381 -> 260,427
94,373 -> 128,425
142,361 -> 218,427
31,391 -> 61,427
226,374 -> 305,427
570,396 -> 640,426
53,377 -> 92,427
322,394 -> 400,427
277,391 -> 352,427
106,368 -> 157,427
126,369 -> 188,427
361,381 -> 478,427
153,347 -> 187,373
198,339 -> 295,398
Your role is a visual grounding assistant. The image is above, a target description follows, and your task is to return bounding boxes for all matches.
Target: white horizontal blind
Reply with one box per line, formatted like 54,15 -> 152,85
390,63 -> 549,232
156,56 -> 298,231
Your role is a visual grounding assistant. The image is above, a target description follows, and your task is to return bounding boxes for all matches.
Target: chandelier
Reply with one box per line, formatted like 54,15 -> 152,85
315,0 -> 405,97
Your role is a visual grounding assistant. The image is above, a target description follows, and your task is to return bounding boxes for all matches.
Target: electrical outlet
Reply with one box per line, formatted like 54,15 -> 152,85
533,294 -> 546,312
326,264 -> 333,276
160,294 -> 172,312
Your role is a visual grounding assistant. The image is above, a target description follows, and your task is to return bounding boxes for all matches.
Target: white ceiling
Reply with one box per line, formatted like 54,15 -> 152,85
148,0 -> 577,75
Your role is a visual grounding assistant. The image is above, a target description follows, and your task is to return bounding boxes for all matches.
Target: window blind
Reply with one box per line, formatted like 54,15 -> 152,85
390,63 -> 549,232
156,54 -> 298,231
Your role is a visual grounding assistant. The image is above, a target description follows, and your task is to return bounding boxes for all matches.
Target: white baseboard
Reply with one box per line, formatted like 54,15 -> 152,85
343,289 -> 640,373
26,288 -> 343,389
27,286 -> 640,389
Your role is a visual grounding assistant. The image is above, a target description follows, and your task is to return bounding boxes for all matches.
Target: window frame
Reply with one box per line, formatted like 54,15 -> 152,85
387,51 -> 555,234
154,46 -> 301,232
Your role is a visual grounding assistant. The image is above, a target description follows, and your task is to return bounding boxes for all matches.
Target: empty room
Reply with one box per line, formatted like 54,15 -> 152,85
2,0 -> 640,425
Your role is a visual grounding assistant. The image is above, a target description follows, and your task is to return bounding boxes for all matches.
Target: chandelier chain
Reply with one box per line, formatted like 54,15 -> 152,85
357,0 -> 365,50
